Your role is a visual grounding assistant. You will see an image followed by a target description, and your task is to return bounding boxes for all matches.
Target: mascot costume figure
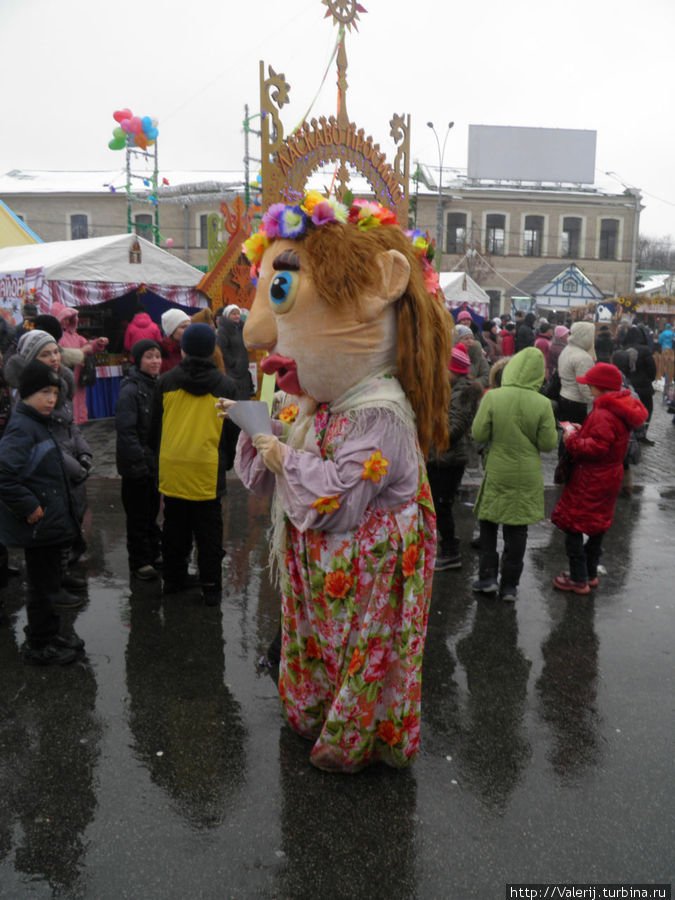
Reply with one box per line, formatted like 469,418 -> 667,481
227,192 -> 453,772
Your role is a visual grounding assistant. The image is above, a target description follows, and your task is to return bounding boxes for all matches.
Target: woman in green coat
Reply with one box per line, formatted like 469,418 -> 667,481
471,346 -> 558,600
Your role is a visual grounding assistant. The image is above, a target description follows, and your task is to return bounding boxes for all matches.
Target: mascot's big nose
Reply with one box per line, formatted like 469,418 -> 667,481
243,296 -> 278,350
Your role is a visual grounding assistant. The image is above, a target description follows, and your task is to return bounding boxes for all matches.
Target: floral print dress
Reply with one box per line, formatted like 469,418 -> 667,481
235,378 -> 436,773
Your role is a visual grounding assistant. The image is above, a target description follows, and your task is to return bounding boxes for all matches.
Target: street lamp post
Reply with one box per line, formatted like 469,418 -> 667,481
427,120 -> 454,271
605,170 -> 642,294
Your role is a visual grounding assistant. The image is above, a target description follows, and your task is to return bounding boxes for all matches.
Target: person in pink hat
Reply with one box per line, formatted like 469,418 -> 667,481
50,303 -> 108,424
548,324 -> 569,375
427,344 -> 482,570
552,362 -> 647,595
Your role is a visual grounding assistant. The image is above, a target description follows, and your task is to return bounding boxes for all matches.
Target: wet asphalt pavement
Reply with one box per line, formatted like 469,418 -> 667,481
0,398 -> 673,899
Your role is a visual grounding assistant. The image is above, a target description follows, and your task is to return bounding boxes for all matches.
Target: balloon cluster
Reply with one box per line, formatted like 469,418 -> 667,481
108,109 -> 159,151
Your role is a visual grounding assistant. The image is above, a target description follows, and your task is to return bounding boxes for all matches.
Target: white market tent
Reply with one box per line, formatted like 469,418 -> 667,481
440,271 -> 490,318
0,232 -> 206,322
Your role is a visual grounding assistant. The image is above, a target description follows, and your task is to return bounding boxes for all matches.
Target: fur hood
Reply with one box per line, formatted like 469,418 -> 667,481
4,352 -> 76,401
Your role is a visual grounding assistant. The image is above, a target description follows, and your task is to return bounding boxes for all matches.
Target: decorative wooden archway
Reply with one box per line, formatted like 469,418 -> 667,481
259,1 -> 410,222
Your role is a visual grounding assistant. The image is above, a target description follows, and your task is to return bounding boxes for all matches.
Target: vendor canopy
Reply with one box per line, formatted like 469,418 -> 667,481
0,233 -> 206,320
440,271 -> 490,316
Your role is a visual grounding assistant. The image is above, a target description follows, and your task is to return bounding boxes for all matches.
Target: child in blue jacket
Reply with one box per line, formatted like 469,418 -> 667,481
0,360 -> 84,665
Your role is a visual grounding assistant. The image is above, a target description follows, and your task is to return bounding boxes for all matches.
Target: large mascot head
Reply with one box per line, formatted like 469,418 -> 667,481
242,192 -> 453,456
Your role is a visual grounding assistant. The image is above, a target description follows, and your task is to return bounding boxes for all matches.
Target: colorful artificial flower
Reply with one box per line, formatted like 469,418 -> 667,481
300,190 -> 326,215
278,206 -> 307,239
262,202 -> 287,239
311,200 -> 340,227
242,231 -> 269,266
361,450 -> 390,483
278,403 -> 299,424
311,494 -> 341,514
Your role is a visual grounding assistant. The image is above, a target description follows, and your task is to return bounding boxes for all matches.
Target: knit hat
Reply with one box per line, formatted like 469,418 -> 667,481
181,323 -> 216,358
21,301 -> 38,318
455,324 -> 473,340
456,310 -> 472,322
449,344 -> 471,374
161,308 -> 190,338
19,359 -> 60,399
577,362 -> 622,392
554,325 -> 569,339
224,304 -> 241,319
131,339 -> 161,369
17,329 -> 59,363
33,315 -> 63,342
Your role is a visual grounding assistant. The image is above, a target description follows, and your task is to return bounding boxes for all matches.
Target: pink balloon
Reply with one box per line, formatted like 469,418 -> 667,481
166,238 -> 174,247
120,118 -> 133,133
113,108 -> 132,123
129,116 -> 143,134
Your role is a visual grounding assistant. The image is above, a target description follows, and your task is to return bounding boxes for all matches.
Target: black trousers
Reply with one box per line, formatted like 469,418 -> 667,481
565,531 -> 605,583
479,520 -> 528,590
427,462 -> 465,552
24,543 -> 64,647
121,476 -> 161,571
162,496 -> 223,587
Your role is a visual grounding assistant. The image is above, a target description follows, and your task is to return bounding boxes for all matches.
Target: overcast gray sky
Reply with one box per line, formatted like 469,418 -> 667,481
1,0 -> 673,237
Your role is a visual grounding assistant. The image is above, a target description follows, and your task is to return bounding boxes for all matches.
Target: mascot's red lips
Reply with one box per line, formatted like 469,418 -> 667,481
261,354 -> 302,395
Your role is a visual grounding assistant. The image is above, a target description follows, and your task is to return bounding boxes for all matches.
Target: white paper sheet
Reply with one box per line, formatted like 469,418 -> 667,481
227,400 -> 272,437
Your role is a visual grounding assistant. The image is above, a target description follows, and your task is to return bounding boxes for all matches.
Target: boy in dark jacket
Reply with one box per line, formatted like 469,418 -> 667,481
0,361 -> 84,665
150,324 -> 238,605
115,339 -> 162,580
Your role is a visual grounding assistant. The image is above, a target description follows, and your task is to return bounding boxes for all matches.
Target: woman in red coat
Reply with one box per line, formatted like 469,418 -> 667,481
552,363 -> 647,595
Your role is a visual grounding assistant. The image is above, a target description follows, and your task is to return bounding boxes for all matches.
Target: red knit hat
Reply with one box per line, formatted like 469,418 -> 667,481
449,344 -> 471,374
577,362 -> 622,391
457,309 -> 472,322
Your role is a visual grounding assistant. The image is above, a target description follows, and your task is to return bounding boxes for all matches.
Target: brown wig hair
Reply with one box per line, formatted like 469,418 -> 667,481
291,222 -> 454,456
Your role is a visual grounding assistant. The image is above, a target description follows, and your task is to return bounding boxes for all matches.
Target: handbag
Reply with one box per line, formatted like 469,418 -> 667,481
79,354 -> 97,388
554,447 -> 574,484
541,368 -> 561,402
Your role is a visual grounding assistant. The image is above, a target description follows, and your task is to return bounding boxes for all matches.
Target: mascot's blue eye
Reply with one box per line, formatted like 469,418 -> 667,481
269,271 -> 298,313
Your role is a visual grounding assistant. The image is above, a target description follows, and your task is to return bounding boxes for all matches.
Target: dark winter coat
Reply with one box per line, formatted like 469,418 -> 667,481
150,357 -> 238,500
594,327 -> 615,363
0,402 -> 79,548
514,315 -> 536,352
429,374 -> 482,467
216,317 -> 252,399
551,389 -> 647,535
612,326 -> 656,401
115,366 -> 158,479
4,355 -> 91,520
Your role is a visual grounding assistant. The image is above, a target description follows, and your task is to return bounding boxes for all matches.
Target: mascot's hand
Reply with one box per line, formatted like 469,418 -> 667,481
252,433 -> 286,475
215,397 -> 236,418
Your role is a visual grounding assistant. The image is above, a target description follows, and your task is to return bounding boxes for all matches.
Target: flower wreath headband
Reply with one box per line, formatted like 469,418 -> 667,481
242,190 -> 440,297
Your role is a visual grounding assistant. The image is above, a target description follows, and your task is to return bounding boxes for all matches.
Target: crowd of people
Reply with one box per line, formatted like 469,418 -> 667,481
0,296 -> 668,674
0,300 -> 248,665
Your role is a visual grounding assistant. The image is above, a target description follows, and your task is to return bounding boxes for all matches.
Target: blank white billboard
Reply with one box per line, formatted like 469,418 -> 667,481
468,125 -> 597,184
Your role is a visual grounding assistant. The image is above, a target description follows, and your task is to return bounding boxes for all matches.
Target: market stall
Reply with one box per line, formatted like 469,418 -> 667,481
440,272 -> 490,323
0,233 -> 207,416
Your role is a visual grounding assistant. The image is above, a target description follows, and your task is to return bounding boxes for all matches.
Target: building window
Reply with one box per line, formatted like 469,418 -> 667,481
70,214 -> 88,240
134,214 -> 154,241
524,215 -> 544,257
486,289 -> 501,318
599,219 -> 619,260
446,212 -> 467,254
562,217 -> 581,258
485,214 -> 505,255
200,214 -> 210,249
